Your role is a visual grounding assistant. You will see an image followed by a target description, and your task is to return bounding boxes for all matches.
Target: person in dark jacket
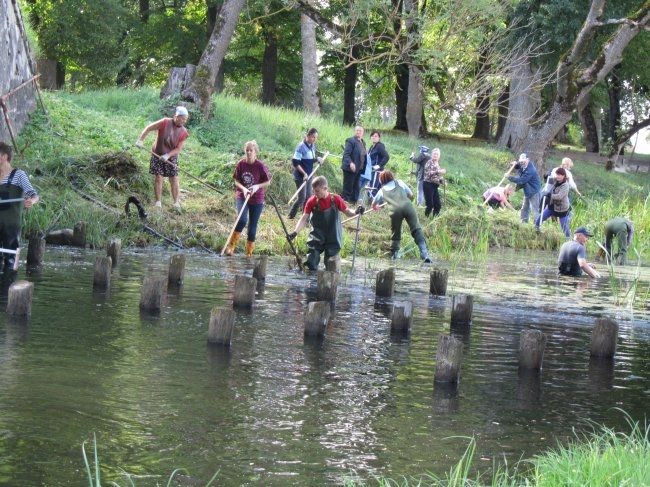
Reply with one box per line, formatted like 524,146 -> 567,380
363,130 -> 389,200
288,128 -> 322,219
409,145 -> 429,206
341,126 -> 367,204
508,152 -> 541,224
604,216 -> 634,265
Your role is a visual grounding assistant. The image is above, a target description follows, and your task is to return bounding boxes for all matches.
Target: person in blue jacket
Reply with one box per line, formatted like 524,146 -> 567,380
508,152 -> 541,225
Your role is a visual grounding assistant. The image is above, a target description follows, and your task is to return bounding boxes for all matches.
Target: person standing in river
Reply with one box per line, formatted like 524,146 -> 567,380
0,142 -> 39,272
288,128 -> 323,220
135,106 -> 189,210
223,140 -> 271,257
341,126 -> 367,204
557,227 -> 600,278
288,176 -> 362,270
604,216 -> 634,265
371,170 -> 431,263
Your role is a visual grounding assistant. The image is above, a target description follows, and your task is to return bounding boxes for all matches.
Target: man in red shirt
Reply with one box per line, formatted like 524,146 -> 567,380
136,106 -> 189,209
289,176 -> 362,270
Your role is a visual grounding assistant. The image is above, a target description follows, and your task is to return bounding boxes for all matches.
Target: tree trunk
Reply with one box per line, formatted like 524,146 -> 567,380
497,57 -> 540,154
182,0 -> 246,115
579,98 -> 599,153
394,63 -> 409,132
606,63 -> 622,143
471,46 -> 491,140
605,116 -> 650,170
495,86 -> 508,141
300,13 -> 320,114
139,0 -> 149,22
261,30 -> 278,105
343,44 -> 358,126
406,64 -> 423,137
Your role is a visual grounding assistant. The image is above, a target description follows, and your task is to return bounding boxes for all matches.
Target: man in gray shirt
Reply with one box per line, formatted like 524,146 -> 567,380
558,227 -> 600,278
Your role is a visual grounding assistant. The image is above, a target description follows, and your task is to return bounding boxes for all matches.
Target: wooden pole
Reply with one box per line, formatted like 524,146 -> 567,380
317,270 -> 339,302
434,334 -> 463,384
26,236 -> 45,268
107,237 -> 122,267
375,268 -> 395,297
139,275 -> 167,312
287,152 -> 329,205
93,256 -> 112,291
7,280 -> 34,317
429,269 -> 448,296
207,307 -> 235,346
325,255 -> 341,273
450,294 -> 473,325
72,221 -> 87,247
252,256 -> 268,281
518,329 -> 546,370
304,301 -> 331,337
590,317 -> 618,359
221,193 -> 251,256
233,275 -> 257,308
168,254 -> 186,286
391,301 -> 413,334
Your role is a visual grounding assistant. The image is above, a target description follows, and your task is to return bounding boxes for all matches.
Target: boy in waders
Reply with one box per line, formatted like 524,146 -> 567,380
288,176 -> 362,270
0,142 -> 39,272
371,170 -> 431,263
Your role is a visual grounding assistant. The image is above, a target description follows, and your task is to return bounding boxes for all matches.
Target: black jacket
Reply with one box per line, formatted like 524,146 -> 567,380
368,142 -> 389,170
341,136 -> 367,173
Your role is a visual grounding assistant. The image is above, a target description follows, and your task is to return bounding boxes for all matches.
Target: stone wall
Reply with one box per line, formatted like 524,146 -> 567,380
0,0 -> 37,144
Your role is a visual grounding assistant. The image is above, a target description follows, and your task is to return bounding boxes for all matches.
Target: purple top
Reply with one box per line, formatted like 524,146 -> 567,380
233,158 -> 271,205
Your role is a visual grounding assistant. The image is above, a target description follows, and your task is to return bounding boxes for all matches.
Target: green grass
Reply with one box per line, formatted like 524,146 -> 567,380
344,417 -> 650,486
14,87 -> 650,262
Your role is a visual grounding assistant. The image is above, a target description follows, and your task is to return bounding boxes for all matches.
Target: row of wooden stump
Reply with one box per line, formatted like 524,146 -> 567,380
6,243 -> 619,387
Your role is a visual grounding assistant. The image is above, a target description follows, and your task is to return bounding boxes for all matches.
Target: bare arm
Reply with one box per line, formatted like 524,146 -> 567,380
137,119 -> 165,142
578,257 -> 601,278
293,212 -> 310,234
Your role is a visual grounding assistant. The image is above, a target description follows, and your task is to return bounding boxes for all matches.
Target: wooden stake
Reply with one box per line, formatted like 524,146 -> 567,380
434,334 -> 463,384
207,307 -> 235,346
7,280 -> 34,317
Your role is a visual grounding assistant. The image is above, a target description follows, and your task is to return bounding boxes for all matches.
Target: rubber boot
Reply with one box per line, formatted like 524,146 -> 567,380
416,237 -> 432,263
224,231 -> 241,256
245,240 -> 255,257
390,240 -> 400,260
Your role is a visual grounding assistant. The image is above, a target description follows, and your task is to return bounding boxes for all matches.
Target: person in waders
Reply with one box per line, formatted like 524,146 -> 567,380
557,227 -> 600,278
603,216 -> 634,265
288,176 -> 362,270
371,170 -> 431,263
0,142 -> 39,273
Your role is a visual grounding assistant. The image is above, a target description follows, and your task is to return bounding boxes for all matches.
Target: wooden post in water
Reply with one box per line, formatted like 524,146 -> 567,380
375,268 -> 395,297
233,275 -> 257,308
207,307 -> 235,346
139,275 -> 167,312
304,301 -> 331,337
168,254 -> 186,287
107,237 -> 121,267
429,269 -> 448,296
325,255 -> 341,273
590,318 -> 618,359
434,334 -> 463,384
450,294 -> 473,325
26,236 -> 45,268
252,256 -> 268,281
391,301 -> 413,334
72,221 -> 87,247
7,281 -> 34,317
518,329 -> 546,370
93,256 -> 112,291
317,270 -> 339,302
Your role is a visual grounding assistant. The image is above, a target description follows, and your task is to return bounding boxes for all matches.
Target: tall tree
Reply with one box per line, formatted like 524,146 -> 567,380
300,13 -> 320,113
261,28 -> 278,105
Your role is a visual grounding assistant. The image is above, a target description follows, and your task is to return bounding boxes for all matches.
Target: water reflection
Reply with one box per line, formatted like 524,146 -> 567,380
0,247 -> 647,485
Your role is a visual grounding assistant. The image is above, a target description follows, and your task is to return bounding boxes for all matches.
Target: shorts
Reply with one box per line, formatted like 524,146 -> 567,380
149,155 -> 179,177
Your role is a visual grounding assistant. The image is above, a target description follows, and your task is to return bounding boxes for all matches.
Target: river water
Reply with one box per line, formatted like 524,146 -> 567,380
0,248 -> 648,486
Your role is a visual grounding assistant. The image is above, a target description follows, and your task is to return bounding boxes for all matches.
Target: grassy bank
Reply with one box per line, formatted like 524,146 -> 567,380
14,88 -> 650,261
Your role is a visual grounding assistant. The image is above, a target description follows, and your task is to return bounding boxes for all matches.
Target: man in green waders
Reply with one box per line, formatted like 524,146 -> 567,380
604,216 -> 634,265
288,176 -> 362,270
0,142 -> 39,272
371,170 -> 432,263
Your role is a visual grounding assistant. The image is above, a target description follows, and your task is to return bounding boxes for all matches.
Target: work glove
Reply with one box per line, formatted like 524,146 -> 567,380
161,153 -> 170,162
355,205 -> 365,215
288,231 -> 297,241
372,165 -> 380,170
316,157 -> 323,163
135,139 -> 144,149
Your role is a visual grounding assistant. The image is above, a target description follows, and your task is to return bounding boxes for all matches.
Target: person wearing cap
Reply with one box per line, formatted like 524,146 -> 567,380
536,166 -> 571,237
483,184 -> 515,210
0,142 -> 39,273
557,227 -> 600,278
135,106 -> 190,209
371,170 -> 432,263
508,153 -> 541,225
604,216 -> 634,265
409,146 -> 430,206
341,126 -> 367,204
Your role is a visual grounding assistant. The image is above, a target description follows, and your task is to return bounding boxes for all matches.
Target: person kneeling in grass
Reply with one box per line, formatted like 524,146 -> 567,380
289,176 -> 362,270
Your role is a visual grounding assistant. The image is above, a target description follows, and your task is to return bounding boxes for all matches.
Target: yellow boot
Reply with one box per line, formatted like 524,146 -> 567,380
245,240 -> 255,257
224,231 -> 241,256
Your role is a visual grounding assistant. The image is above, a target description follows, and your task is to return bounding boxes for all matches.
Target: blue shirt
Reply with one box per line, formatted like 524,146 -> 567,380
292,140 -> 317,179
508,162 -> 541,198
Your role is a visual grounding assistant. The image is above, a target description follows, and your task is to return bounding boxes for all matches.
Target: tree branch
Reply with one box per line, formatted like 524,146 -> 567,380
290,0 -> 344,37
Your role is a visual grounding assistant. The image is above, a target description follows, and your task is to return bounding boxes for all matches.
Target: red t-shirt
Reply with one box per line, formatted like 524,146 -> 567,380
304,193 -> 348,214
233,159 -> 271,205
154,118 -> 189,157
